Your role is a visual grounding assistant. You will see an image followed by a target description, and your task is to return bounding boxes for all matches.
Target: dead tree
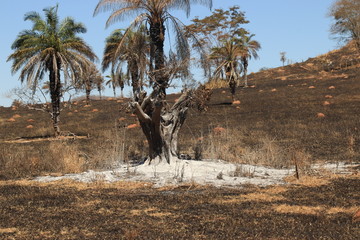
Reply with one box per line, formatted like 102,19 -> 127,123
130,85 -> 210,164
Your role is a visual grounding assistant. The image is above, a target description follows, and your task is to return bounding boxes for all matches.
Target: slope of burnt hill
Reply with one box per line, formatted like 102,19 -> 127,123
0,42 -> 359,179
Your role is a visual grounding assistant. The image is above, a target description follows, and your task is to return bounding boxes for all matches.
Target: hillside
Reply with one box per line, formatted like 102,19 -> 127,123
1,42 -> 359,240
0,42 -> 360,179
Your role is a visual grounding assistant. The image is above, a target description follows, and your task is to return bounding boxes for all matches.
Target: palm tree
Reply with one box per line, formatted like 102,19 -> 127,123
78,64 -> 104,104
96,75 -> 105,100
94,0 -> 213,163
103,28 -> 149,99
239,34 -> 261,87
7,5 -> 97,136
103,30 -> 125,98
210,38 -> 243,100
329,0 -> 360,51
105,72 -> 125,97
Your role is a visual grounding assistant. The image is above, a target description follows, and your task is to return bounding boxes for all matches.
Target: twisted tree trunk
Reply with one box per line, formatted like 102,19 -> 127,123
132,89 -> 193,164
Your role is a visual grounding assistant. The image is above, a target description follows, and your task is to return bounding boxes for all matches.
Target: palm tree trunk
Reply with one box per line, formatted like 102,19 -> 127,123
243,57 -> 249,87
49,66 -> 61,137
130,59 -> 140,100
229,76 -> 236,101
226,67 -> 236,101
98,88 -> 102,100
85,84 -> 91,105
112,84 -> 116,98
149,18 -> 167,96
149,44 -> 155,87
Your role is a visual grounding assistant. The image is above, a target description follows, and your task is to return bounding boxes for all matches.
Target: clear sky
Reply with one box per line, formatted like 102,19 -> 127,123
1,0 -> 337,107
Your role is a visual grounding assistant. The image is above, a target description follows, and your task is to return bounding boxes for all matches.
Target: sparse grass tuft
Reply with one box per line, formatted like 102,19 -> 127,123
204,79 -> 229,89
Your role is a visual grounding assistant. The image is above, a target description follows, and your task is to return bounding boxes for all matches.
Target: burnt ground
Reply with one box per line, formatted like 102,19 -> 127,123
0,176 -> 359,239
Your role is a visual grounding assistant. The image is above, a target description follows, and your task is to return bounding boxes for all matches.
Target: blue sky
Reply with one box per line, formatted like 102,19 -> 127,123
1,0 -> 337,107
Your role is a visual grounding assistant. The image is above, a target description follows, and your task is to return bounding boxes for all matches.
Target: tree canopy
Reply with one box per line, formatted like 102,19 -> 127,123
329,0 -> 360,50
185,6 -> 249,49
103,27 -> 149,98
186,6 -> 260,93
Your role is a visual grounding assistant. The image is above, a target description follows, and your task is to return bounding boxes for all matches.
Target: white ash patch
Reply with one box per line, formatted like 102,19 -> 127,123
34,159 -> 359,188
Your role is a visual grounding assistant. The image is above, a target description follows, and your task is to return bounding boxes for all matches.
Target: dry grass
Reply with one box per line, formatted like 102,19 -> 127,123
204,79 -> 229,89
274,204 -> 325,215
48,142 -> 85,173
284,175 -> 331,186
0,140 -> 86,179
0,228 -> 18,234
191,127 -> 297,168
273,204 -> 359,216
212,191 -> 286,205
